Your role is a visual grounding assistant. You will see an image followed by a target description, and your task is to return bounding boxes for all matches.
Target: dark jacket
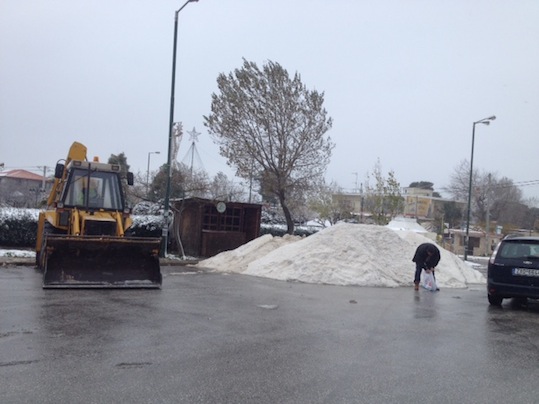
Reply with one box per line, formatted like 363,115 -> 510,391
412,243 -> 440,269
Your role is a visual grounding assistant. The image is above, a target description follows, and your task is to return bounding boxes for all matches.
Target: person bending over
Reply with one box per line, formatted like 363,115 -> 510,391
412,243 -> 440,291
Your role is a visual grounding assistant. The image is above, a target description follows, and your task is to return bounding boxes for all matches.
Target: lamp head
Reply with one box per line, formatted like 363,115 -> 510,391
475,115 -> 496,125
482,115 -> 496,125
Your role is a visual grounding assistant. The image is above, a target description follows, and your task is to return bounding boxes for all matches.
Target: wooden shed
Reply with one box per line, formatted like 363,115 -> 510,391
171,197 -> 262,258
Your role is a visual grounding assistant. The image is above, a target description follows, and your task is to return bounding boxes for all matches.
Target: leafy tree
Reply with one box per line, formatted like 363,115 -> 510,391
364,159 -> 403,224
385,170 -> 404,219
150,163 -> 213,202
441,201 -> 462,229
204,59 -> 334,234
256,170 -> 279,205
108,152 -> 130,175
150,165 -> 187,202
308,180 -> 351,226
107,152 -> 134,205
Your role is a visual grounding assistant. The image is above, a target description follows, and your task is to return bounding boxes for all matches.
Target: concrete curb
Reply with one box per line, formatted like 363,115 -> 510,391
0,257 -> 199,267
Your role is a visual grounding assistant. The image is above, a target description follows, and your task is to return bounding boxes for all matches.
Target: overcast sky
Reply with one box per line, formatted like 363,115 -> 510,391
1,0 -> 538,200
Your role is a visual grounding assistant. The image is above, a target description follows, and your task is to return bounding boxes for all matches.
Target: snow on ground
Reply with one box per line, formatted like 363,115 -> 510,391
194,222 -> 485,288
0,249 -> 35,258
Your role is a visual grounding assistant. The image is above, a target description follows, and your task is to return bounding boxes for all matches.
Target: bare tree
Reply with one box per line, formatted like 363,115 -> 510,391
208,172 -> 245,201
183,166 -> 210,199
523,197 -> 539,209
445,159 -> 473,201
488,176 -> 524,225
204,59 -> 334,234
446,160 -> 523,225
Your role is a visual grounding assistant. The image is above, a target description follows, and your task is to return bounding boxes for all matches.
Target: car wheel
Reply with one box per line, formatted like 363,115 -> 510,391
488,294 -> 503,306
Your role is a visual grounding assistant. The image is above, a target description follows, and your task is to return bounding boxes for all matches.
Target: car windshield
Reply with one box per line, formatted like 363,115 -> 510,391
499,242 -> 539,259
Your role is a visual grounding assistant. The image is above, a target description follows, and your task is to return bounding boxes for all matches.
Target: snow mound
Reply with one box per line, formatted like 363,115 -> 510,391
195,223 -> 485,288
197,234 -> 301,273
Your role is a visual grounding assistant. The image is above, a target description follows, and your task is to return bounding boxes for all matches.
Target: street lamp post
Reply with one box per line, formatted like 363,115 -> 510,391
464,115 -> 496,261
162,0 -> 199,257
146,151 -> 160,196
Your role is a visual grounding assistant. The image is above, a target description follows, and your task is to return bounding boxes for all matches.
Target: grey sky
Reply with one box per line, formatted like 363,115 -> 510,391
1,0 -> 538,200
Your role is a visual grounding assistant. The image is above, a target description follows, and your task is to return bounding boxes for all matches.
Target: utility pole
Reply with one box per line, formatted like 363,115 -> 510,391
36,166 -> 51,206
360,183 -> 364,223
485,173 -> 491,256
41,166 -> 47,191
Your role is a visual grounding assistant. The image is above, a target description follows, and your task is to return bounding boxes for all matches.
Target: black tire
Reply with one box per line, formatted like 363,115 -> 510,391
488,294 -> 503,306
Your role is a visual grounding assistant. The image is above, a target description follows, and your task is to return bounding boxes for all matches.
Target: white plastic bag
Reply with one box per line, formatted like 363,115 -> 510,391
422,271 -> 438,291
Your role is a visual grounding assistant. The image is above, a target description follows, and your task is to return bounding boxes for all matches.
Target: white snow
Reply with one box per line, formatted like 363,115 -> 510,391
195,222 -> 485,288
0,249 -> 35,258
0,207 -> 40,220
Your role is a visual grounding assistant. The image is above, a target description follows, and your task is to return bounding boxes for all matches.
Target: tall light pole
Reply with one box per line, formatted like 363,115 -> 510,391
464,115 -> 496,261
146,151 -> 160,196
162,0 -> 199,257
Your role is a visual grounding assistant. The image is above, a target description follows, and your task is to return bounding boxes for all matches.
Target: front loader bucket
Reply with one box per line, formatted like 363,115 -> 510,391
42,235 -> 162,289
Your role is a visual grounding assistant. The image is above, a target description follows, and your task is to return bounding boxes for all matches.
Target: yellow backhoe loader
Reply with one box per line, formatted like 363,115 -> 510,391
36,142 -> 162,288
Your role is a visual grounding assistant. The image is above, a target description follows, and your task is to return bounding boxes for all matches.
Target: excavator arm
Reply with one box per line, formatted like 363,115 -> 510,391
47,142 -> 88,207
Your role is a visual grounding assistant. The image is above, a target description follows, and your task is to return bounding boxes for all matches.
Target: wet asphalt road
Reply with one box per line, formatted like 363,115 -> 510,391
2,264 -> 539,404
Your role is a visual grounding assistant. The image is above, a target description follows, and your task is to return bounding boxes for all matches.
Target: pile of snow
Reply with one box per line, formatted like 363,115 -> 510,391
198,233 -> 301,271
195,222 -> 485,288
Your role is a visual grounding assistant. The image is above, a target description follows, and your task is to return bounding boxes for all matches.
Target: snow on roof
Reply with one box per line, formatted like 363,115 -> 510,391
0,169 -> 45,181
194,222 -> 485,288
386,216 -> 428,233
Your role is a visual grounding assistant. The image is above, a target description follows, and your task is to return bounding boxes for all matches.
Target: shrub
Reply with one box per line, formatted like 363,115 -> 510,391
129,215 -> 165,238
0,208 -> 164,247
0,208 -> 317,248
0,208 -> 39,247
260,224 -> 319,238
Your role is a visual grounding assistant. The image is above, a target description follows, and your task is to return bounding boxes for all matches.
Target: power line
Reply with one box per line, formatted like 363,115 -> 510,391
489,180 -> 539,190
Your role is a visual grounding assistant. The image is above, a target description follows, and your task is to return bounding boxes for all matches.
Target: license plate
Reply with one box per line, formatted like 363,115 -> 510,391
513,268 -> 539,277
